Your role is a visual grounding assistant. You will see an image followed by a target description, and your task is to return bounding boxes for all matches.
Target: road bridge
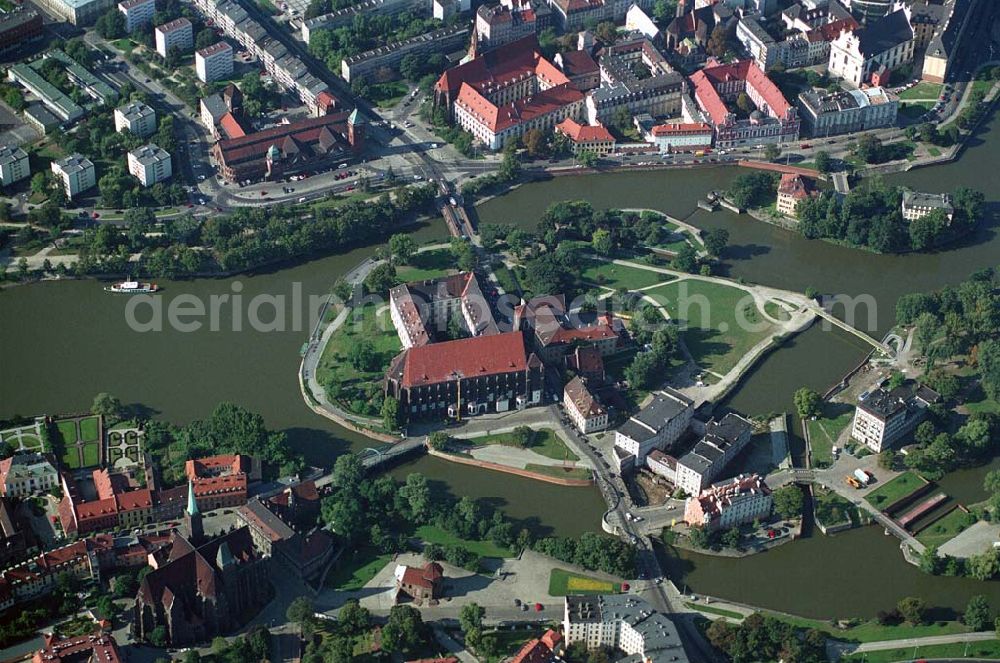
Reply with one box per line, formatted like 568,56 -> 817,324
831,171 -> 851,195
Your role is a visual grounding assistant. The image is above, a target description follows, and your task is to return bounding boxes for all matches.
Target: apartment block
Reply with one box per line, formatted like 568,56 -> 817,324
128,144 -> 173,186
674,413 -> 753,496
196,41 -> 234,83
797,86 -> 898,137
118,0 -> 155,33
114,101 -> 156,138
684,473 -> 772,531
51,154 -> 96,199
613,389 -> 694,471
0,145 -> 30,187
155,17 -> 193,58
851,384 -> 940,452
563,595 -> 689,661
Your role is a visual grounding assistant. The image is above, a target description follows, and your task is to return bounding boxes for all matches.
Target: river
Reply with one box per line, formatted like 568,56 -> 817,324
2,113 -> 999,618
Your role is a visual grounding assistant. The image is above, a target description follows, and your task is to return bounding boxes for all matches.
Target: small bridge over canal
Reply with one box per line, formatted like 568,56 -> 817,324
808,305 -> 894,357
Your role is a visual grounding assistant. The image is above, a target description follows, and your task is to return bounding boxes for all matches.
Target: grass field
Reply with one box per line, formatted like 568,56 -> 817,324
645,280 -> 775,375
773,613 -> 969,644
471,429 -> 578,461
841,638 -> 1000,662
865,471 -> 926,510
325,548 -> 392,591
763,300 -> 791,322
548,568 -> 621,596
581,260 -> 667,290
78,417 -> 99,442
685,602 -> 744,620
915,507 -> 974,547
525,464 -> 592,481
81,442 -> 100,467
813,487 -> 858,529
56,420 -> 77,443
396,249 -> 454,282
806,404 -> 855,468
899,82 -> 942,100
415,525 -> 513,558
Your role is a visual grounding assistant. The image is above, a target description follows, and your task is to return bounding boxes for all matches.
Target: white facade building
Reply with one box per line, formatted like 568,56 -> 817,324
563,376 -> 608,434
114,101 -> 156,138
674,413 -> 753,496
196,41 -> 234,83
51,154 -> 95,199
563,595 -> 689,660
128,144 -> 173,186
0,453 -> 59,498
684,473 -> 772,531
613,389 -> 694,470
155,17 -> 193,58
0,145 -> 30,186
118,0 -> 155,33
827,8 -> 914,86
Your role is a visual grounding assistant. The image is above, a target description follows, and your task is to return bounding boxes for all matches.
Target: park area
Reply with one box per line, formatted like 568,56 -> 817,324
0,421 -> 48,453
806,403 -> 855,468
396,248 -> 455,283
645,280 -> 777,375
581,259 -> 671,291
812,487 -> 859,531
54,416 -> 102,469
317,302 -> 402,417
914,506 -> 975,547
548,568 -> 622,596
864,471 -> 927,510
467,429 -> 579,462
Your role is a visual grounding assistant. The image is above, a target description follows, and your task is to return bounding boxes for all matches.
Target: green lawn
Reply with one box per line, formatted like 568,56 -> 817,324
763,300 -> 791,322
56,420 -> 77,443
581,260 -> 668,290
899,82 -> 942,100
325,548 -> 392,591
415,525 -> 512,558
841,639 -> 1000,662
18,433 -> 43,450
864,471 -> 926,510
645,280 -> 775,375
548,568 -> 621,596
471,429 -> 578,461
806,404 -> 855,468
773,613 -> 969,644
316,302 -> 402,416
370,81 -> 409,109
915,506 -> 974,547
78,416 -> 100,442
965,394 -> 1000,415
685,602 -> 744,620
813,487 -> 858,529
525,464 -> 592,481
81,442 -> 100,467
396,248 -> 455,282
493,264 -> 519,295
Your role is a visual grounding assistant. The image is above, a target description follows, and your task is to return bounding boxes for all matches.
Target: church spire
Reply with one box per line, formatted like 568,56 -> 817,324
186,480 -> 200,516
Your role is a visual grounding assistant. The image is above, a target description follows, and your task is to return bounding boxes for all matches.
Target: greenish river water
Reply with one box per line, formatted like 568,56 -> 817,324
2,112 -> 999,618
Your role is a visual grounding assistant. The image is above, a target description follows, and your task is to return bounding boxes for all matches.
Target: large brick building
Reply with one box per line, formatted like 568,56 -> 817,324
211,111 -> 364,183
385,332 -> 544,420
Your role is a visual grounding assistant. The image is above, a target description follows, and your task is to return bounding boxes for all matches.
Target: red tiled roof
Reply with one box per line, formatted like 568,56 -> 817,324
33,631 -> 122,663
511,629 -> 563,663
215,113 -> 351,166
651,122 -> 713,136
691,60 -> 792,125
555,118 -> 615,144
117,488 -> 153,511
399,562 -> 443,590
397,332 -> 528,388
778,173 -> 814,200
557,49 -> 599,76
810,16 -> 859,43
459,83 -> 583,134
219,112 -> 246,139
436,35 -> 568,100
185,455 -> 250,479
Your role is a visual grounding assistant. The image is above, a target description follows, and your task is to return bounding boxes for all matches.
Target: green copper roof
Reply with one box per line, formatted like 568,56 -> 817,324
187,480 -> 199,516
348,108 -> 366,125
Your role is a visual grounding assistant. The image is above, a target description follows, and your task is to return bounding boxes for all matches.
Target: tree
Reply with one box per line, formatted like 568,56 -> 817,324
814,150 -> 832,174
703,228 -> 729,257
381,605 -> 424,652
523,129 -> 548,158
592,228 -> 613,256
854,134 -> 885,164
965,595 -> 993,631
721,527 -> 741,549
96,9 -> 126,39
510,426 -> 534,448
195,28 -> 218,50
459,603 -> 484,636
897,596 -> 928,625
979,339 -> 1000,401
428,431 -> 450,451
968,548 -> 1000,581
878,450 -> 897,471
688,525 -> 710,548
706,24 -> 728,57
672,243 -> 698,273
449,237 -> 477,271
338,599 -> 370,635
772,485 -> 804,519
735,92 -> 753,114
578,150 -> 598,168
91,392 -> 123,419
764,143 -> 781,161
381,395 -> 401,431
388,234 -> 417,264
364,262 -> 397,296
148,626 -> 168,647
287,596 -> 314,625
348,338 -> 379,372
919,545 -> 941,575
793,388 -> 821,419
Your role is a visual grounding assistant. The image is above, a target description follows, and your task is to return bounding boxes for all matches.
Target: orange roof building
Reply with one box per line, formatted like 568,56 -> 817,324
554,118 -> 616,155
776,173 -> 817,217
511,629 -> 563,663
33,631 -> 122,663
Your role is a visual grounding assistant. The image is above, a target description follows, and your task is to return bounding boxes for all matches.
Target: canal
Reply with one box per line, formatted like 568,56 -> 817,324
1,110 -> 999,618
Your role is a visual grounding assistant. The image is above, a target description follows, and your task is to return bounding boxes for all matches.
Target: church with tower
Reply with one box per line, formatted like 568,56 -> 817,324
133,482 -> 272,646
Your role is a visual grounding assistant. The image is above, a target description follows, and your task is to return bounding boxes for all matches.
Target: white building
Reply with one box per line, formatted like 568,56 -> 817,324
118,0 -> 155,33
114,101 -> 156,138
827,8 -> 914,87
196,41 -> 234,83
51,154 -> 95,199
901,190 -> 955,222
0,145 -> 30,186
797,86 -> 898,137
684,473 -> 772,531
674,413 -> 753,496
563,376 -> 608,434
850,383 -> 939,452
645,122 -> 713,153
0,453 -> 59,498
128,144 -> 172,186
32,0 -> 114,25
613,389 -> 694,471
155,17 -> 193,59
564,595 -> 689,660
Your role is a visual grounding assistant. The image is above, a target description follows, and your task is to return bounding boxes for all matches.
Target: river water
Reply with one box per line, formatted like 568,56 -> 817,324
2,113 -> 999,618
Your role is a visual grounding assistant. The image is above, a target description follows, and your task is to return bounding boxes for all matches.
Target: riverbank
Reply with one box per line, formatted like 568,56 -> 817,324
427,448 -> 594,486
